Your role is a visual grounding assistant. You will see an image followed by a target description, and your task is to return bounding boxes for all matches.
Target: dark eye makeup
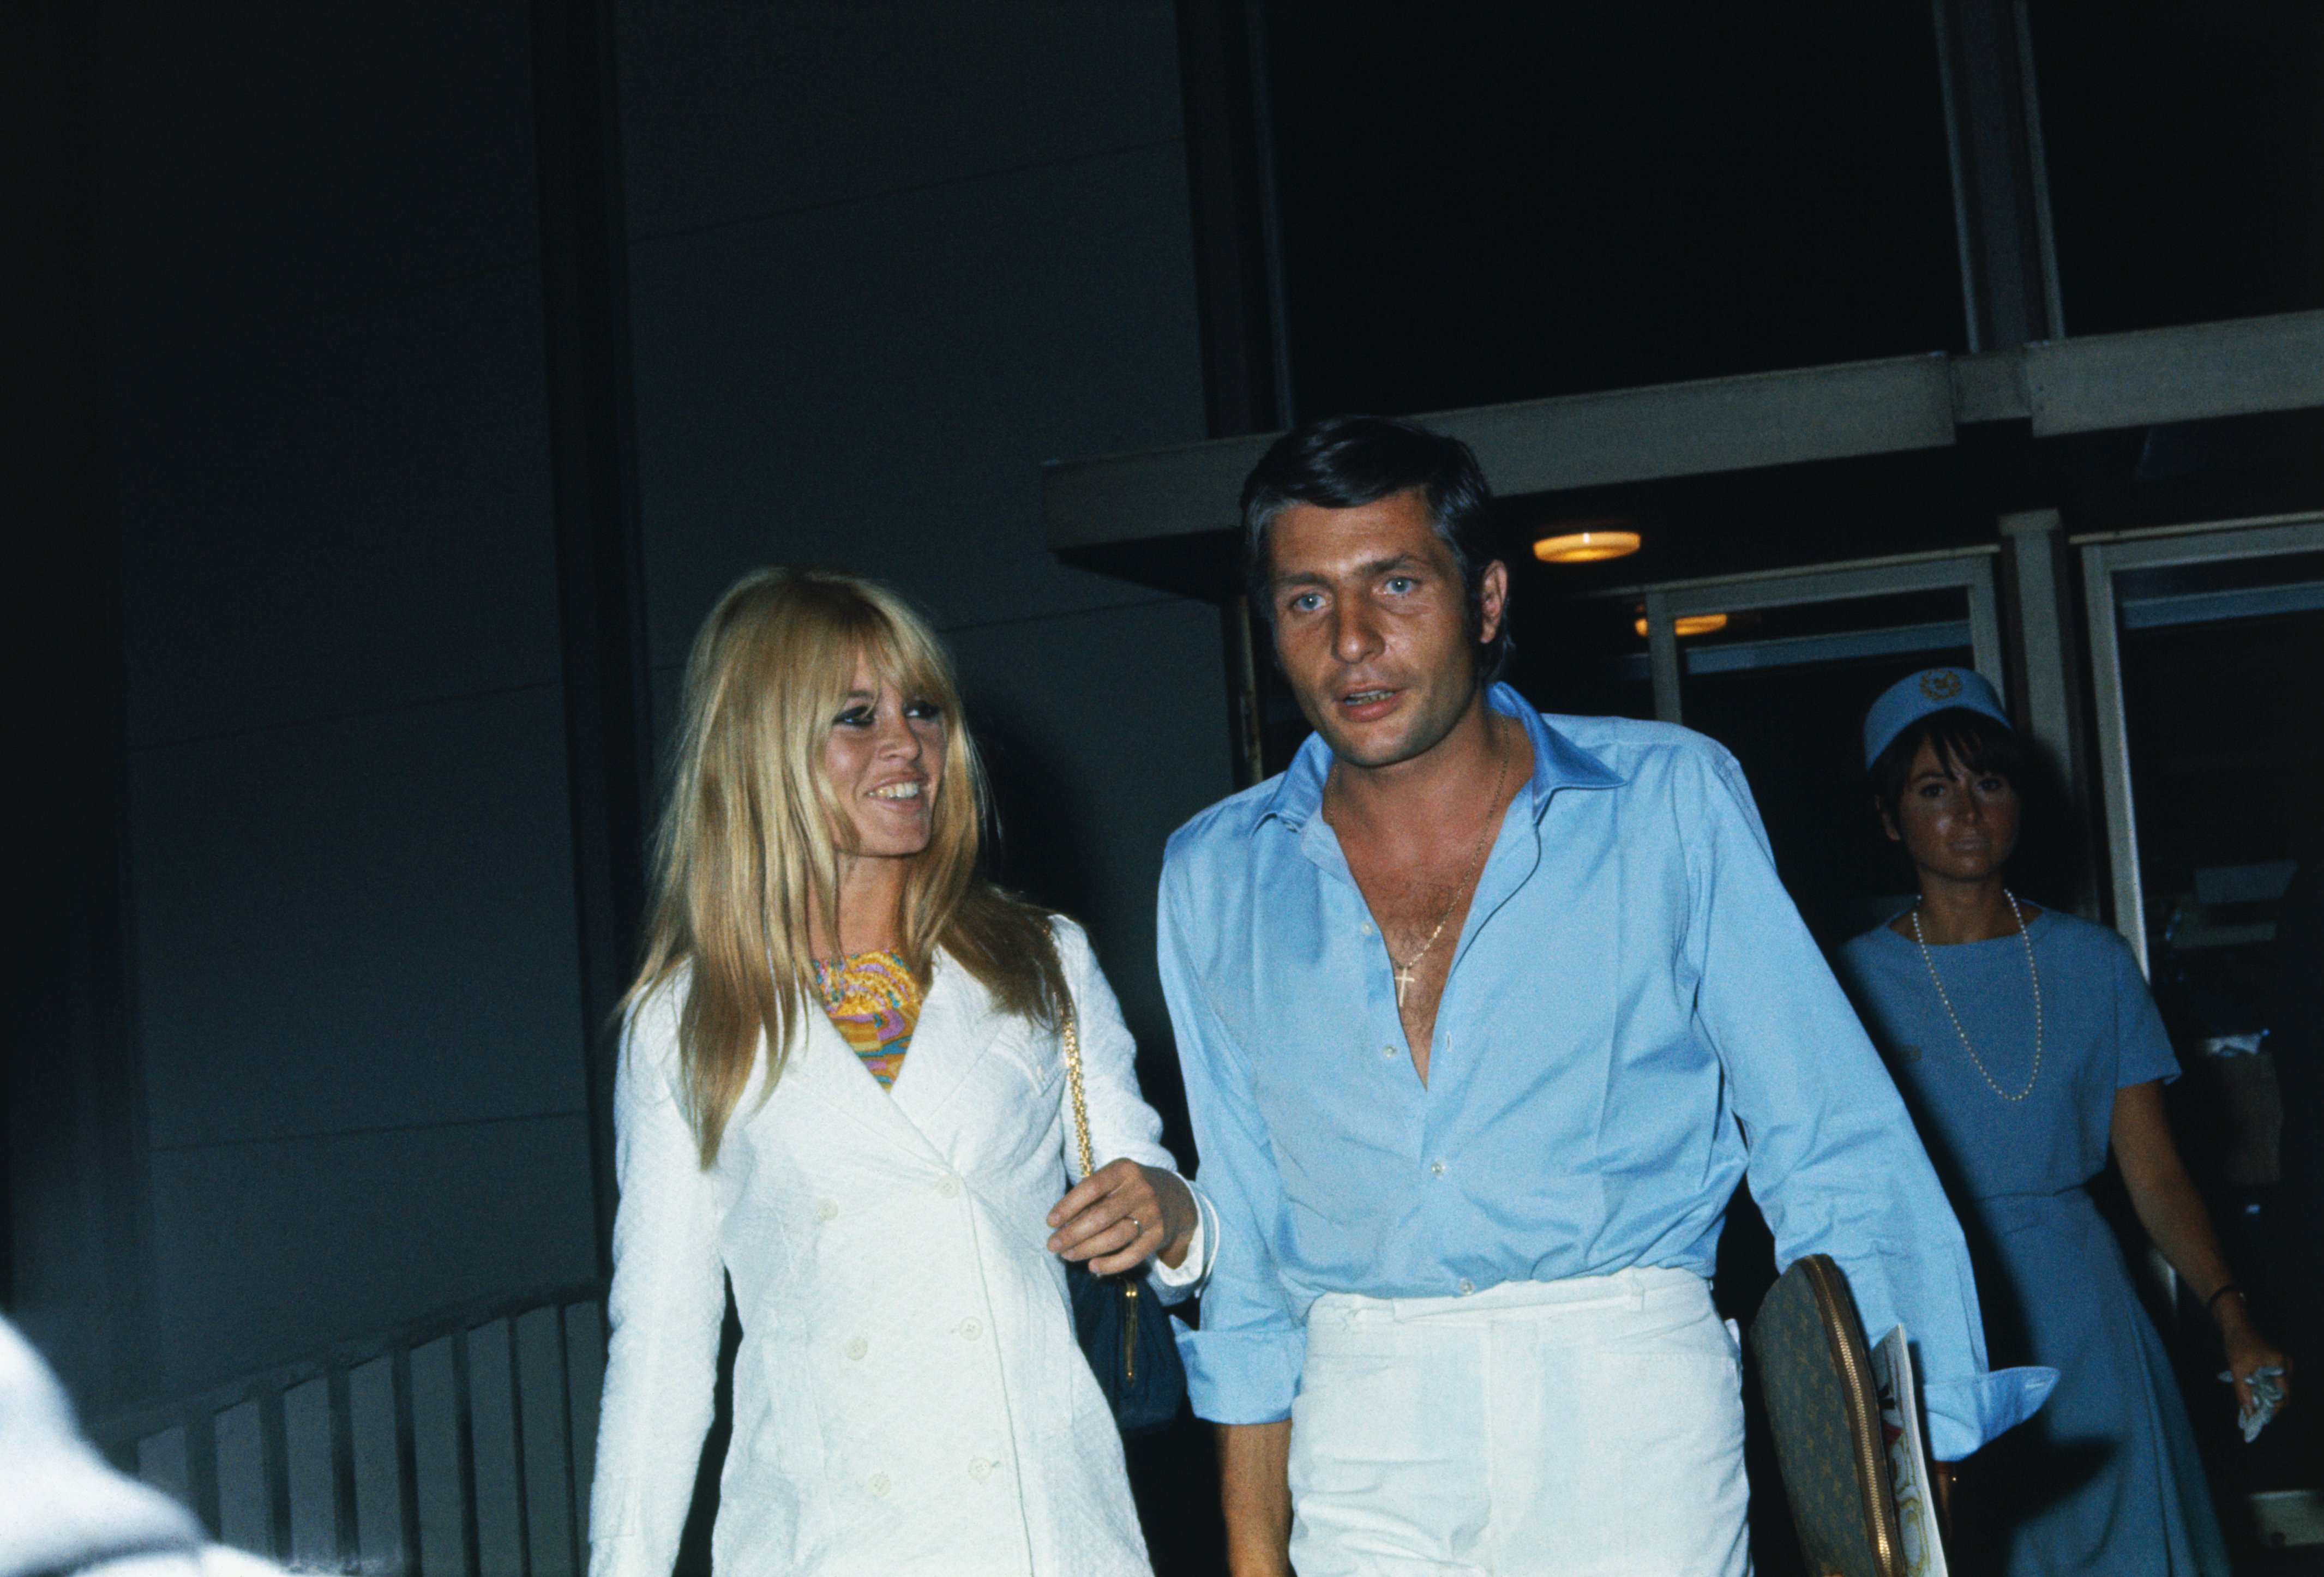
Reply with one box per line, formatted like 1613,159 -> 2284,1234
834,696 -> 944,727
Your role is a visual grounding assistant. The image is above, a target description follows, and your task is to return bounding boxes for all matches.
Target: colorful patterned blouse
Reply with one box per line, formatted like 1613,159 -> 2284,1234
812,949 -> 922,1089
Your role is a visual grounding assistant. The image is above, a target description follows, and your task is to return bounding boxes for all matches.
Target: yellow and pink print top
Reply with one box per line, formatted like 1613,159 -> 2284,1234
813,949 -> 922,1090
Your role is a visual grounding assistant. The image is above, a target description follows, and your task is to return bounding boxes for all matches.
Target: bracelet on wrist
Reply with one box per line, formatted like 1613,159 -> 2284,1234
2204,1284 -> 2247,1318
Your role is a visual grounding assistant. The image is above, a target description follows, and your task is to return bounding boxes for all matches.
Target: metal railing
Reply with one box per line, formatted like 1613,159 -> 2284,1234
87,1285 -> 606,1577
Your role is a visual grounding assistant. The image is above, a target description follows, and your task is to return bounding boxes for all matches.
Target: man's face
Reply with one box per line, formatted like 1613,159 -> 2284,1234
1264,487 -> 1506,770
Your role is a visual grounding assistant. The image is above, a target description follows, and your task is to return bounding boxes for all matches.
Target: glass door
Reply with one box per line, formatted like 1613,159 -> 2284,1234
2081,511 -> 2324,1521
2082,515 -> 2324,976
1619,547 -> 2005,949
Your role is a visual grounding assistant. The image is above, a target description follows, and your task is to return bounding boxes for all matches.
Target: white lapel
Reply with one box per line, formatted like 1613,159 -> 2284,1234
775,999 -> 949,1167
888,950 -> 1010,1154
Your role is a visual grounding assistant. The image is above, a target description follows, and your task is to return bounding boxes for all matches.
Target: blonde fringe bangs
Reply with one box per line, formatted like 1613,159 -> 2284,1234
623,567 -> 1065,1166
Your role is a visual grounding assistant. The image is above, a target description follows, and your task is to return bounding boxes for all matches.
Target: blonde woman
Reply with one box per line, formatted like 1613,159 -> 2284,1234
588,568 -> 1211,1577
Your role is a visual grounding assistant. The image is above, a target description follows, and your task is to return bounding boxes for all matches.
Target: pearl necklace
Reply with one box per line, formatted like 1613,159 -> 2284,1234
1909,889 -> 2044,1103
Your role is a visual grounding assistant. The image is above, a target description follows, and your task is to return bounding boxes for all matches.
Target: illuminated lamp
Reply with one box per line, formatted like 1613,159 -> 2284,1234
1633,613 -> 1730,638
1532,527 -> 1641,563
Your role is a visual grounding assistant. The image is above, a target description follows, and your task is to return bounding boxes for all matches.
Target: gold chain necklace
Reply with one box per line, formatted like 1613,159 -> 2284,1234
1333,741 -> 1510,1008
1909,889 -> 2044,1103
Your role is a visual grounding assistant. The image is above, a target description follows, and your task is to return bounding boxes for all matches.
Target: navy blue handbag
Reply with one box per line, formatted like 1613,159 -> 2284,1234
1061,1007 -> 1188,1436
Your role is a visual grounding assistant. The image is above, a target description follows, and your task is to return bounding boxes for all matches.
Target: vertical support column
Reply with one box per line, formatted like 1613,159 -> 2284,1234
2001,509 -> 2106,920
1966,556 -> 2007,683
1998,510 -> 2076,789
1179,0 -> 1297,781
1931,0 -> 2063,350
531,0 -> 651,1277
1175,0 -> 1293,440
2080,541 -> 2148,974
1222,597 -> 1267,789
1644,593 -> 1684,726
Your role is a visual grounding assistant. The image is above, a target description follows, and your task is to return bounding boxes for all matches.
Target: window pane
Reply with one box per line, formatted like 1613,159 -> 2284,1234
2029,0 -> 2324,334
1265,0 -> 1964,419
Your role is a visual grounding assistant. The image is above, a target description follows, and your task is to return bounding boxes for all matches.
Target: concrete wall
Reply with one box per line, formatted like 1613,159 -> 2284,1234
63,0 -> 1223,1406
98,0 -> 595,1395
617,0 -> 1228,1086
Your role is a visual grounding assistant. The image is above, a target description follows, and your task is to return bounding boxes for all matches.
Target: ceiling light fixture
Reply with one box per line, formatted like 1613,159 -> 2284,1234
1634,613 -> 1730,639
1532,526 -> 1641,564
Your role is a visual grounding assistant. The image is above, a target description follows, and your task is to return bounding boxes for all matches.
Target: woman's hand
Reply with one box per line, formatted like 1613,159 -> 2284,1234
2216,1295 -> 2292,1420
1047,1159 -> 1197,1276
2111,1080 -> 2295,1422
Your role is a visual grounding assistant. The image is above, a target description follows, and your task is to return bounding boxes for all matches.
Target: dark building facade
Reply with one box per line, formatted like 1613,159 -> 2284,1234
8,0 -> 2322,1571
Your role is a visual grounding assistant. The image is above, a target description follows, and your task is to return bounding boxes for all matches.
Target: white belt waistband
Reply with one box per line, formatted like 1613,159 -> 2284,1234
1310,1265 -> 1707,1326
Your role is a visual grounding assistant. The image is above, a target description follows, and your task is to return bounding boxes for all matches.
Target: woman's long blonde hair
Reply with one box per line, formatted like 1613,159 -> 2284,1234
624,567 -> 1067,1164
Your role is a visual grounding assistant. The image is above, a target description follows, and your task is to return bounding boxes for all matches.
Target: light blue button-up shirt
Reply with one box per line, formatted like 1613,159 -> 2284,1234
1159,685 -> 2052,1460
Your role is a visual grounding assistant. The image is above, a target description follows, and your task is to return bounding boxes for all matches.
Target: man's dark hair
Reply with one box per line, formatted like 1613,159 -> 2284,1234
1241,414 -> 1511,682
1869,707 -> 2031,821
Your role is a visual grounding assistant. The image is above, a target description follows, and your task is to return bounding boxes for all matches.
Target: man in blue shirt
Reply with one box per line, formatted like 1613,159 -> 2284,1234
1160,416 -> 2047,1575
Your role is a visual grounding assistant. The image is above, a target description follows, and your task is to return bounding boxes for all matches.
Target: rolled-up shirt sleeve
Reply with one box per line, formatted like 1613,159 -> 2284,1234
1679,745 -> 2056,1460
1159,871 -> 1306,1423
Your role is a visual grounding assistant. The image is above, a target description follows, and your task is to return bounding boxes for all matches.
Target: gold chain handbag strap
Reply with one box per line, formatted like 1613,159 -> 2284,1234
1061,996 -> 1162,1397
1061,1002 -> 1096,1183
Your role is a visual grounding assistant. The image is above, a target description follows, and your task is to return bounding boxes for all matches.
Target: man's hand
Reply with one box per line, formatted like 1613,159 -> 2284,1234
1047,1159 -> 1198,1274
1218,1419 -> 1293,1577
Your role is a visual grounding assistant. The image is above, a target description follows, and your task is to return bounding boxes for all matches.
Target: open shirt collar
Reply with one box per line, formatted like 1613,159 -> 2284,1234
1256,681 -> 1625,834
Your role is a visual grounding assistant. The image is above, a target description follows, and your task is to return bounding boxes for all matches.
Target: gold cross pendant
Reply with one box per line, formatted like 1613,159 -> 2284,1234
1394,961 -> 1416,1007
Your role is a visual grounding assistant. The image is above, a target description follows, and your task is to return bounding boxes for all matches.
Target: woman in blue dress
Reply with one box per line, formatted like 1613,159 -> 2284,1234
1833,667 -> 2285,1575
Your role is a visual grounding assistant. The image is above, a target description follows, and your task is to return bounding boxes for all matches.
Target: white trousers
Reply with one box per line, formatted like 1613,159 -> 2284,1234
1287,1267 -> 1751,1577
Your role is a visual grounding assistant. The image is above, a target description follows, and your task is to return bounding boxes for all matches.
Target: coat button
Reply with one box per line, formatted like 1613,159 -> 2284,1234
936,1176 -> 962,1199
958,1317 -> 982,1340
846,1336 -> 868,1361
869,1473 -> 892,1497
815,1199 -> 839,1221
967,1457 -> 993,1482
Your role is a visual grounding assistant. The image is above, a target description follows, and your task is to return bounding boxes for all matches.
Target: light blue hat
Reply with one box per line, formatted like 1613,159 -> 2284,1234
1862,666 -> 2012,769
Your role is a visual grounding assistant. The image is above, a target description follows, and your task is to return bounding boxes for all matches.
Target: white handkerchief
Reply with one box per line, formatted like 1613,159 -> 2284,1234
2219,1364 -> 2287,1443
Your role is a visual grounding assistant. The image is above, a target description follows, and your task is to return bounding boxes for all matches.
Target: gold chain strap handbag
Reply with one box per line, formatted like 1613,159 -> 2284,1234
1060,1005 -> 1187,1435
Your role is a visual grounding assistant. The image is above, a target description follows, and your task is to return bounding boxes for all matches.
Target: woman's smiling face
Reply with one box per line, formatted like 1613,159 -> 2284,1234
824,654 -> 946,861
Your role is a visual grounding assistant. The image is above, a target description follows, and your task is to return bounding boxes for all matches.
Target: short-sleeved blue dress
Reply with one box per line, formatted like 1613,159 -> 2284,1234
1836,909 -> 2230,1575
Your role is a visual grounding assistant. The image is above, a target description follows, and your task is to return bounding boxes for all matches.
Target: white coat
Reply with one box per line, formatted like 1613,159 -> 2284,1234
587,919 -> 1205,1577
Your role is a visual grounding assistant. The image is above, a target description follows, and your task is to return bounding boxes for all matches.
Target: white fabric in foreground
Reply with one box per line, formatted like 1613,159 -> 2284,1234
0,1316 -> 290,1577
1288,1268 -> 1750,1577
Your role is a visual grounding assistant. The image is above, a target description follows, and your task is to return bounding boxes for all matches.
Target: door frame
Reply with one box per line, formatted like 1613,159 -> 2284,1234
2075,510 -> 2324,974
1613,545 -> 2006,726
